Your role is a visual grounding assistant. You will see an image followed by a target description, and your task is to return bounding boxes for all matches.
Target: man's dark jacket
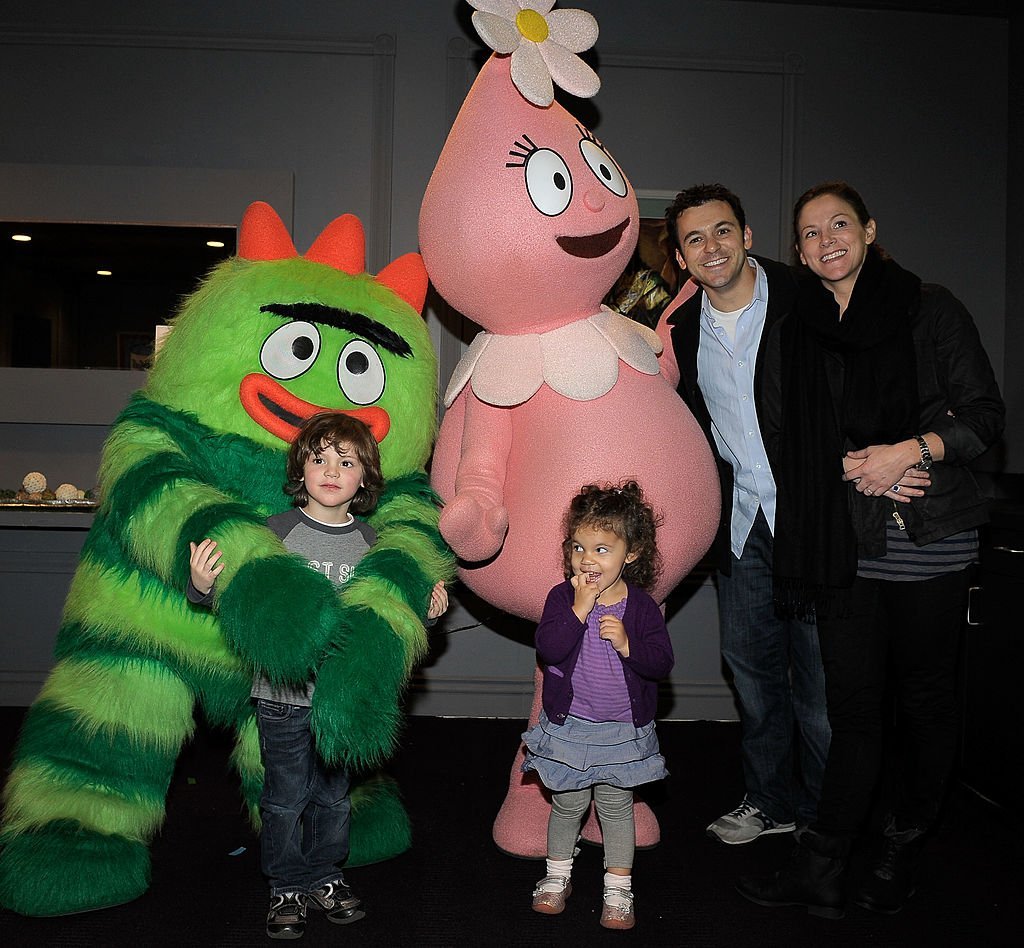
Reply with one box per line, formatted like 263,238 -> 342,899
665,256 -> 798,575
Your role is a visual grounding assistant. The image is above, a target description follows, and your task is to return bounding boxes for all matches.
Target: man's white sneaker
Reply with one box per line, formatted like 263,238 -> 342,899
707,798 -> 796,845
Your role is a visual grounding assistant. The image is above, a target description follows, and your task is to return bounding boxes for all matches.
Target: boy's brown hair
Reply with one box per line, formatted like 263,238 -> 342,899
285,412 -> 384,514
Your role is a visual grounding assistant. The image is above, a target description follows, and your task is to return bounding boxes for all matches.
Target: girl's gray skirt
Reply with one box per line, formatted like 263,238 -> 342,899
522,710 -> 668,792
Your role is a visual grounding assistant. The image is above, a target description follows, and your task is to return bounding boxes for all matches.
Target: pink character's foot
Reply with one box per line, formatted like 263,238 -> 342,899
492,744 -> 550,859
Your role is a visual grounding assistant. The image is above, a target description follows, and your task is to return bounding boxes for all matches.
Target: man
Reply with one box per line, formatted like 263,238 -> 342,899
661,183 -> 830,844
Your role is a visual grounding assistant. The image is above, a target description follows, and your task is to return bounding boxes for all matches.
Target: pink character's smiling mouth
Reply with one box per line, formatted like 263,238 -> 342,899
556,218 -> 630,259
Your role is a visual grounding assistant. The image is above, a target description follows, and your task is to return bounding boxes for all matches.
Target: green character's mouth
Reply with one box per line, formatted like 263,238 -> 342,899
239,373 -> 391,444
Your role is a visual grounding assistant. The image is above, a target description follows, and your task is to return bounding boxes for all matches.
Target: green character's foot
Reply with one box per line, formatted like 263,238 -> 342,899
0,821 -> 149,916
346,775 -> 412,867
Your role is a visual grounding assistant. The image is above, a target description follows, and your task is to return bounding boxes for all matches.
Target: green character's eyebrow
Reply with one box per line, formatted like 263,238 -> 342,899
260,302 -> 412,357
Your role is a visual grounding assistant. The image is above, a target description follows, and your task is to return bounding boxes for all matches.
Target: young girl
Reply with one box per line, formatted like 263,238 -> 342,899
523,481 -> 674,931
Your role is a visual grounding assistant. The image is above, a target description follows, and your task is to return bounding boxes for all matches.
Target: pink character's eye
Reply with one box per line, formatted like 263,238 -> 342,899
578,127 -> 627,198
507,134 -> 573,217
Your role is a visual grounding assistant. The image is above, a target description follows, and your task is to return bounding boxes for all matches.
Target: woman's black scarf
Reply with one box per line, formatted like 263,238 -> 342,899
773,247 -> 922,617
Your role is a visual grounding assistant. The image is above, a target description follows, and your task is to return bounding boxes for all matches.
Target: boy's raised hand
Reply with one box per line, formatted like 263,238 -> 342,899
189,538 -> 224,595
426,581 -> 449,620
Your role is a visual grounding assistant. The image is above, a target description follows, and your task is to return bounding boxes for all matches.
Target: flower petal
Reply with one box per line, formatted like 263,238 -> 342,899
472,10 -> 522,54
467,0 -> 519,18
545,9 -> 599,54
510,42 -> 554,107
521,0 -> 557,14
538,40 -> 600,99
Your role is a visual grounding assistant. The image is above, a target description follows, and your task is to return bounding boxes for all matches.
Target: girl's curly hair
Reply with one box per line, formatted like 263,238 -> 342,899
561,480 -> 663,591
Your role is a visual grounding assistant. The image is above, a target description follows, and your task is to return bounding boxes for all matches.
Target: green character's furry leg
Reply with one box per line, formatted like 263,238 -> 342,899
230,711 -> 264,827
0,655 -> 195,916
347,774 -> 412,867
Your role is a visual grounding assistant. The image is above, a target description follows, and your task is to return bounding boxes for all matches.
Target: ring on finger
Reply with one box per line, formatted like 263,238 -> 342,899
891,484 -> 901,493
865,487 -> 874,495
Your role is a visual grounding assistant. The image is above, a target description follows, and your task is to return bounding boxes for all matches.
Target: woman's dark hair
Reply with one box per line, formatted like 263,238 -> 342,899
562,480 -> 663,591
285,412 -> 384,514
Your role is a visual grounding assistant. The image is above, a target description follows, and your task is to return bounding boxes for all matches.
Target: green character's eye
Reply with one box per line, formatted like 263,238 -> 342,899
260,321 -> 321,380
339,339 -> 385,405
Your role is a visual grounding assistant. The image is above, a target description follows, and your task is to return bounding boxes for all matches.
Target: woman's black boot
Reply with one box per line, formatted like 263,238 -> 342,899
853,817 -> 926,914
735,829 -> 849,919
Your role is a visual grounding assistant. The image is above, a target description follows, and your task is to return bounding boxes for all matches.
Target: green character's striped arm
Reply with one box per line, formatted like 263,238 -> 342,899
96,398 -> 347,685
311,473 -> 455,770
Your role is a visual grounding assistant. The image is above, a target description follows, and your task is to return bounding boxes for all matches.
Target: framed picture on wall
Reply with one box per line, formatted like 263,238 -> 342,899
116,332 -> 154,371
603,190 -> 683,330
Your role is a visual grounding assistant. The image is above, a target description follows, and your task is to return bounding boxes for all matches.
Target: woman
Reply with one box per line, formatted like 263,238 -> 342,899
737,181 -> 1004,918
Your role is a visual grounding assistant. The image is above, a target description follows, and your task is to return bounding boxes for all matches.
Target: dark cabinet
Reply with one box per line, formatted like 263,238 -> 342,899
960,507 -> 1024,810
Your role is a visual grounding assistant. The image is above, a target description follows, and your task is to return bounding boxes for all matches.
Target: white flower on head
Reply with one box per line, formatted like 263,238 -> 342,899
468,0 -> 600,107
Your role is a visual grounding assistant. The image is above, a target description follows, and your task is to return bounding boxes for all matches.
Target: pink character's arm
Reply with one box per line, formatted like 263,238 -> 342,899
655,280 -> 698,389
438,393 -> 512,561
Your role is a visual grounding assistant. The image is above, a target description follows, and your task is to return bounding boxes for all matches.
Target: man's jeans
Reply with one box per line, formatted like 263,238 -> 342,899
256,699 -> 351,896
717,510 -> 830,826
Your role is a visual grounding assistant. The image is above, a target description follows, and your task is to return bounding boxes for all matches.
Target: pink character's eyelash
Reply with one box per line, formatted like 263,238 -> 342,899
577,124 -> 601,146
506,134 -> 539,168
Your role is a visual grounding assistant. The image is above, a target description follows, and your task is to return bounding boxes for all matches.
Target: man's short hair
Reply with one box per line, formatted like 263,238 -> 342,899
664,183 -> 747,258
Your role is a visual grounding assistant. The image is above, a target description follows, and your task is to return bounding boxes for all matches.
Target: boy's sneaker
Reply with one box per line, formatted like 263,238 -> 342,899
707,798 -> 796,845
532,875 -> 572,915
267,891 -> 307,940
600,886 -> 635,930
306,878 -> 365,925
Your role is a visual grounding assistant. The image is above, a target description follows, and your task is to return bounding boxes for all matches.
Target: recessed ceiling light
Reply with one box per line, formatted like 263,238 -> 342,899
96,269 -> 113,276
206,240 -> 225,248
11,234 -> 31,242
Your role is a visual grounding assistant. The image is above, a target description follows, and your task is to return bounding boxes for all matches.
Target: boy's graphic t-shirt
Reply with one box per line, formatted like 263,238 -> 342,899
250,508 -> 376,706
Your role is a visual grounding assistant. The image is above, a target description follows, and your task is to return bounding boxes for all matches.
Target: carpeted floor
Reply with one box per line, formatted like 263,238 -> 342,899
0,708 -> 1017,946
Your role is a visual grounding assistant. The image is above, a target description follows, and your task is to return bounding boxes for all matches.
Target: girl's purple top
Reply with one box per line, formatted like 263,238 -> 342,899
535,580 -> 674,728
568,597 -> 632,723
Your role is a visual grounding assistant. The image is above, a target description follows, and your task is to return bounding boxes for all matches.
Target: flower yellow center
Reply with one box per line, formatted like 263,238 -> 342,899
516,9 -> 549,44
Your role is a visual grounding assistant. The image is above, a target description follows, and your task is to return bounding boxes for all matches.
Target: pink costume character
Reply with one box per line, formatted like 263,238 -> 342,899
420,1 -> 719,857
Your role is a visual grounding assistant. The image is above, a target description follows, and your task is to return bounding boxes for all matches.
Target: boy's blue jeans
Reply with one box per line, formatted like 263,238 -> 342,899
256,699 -> 351,896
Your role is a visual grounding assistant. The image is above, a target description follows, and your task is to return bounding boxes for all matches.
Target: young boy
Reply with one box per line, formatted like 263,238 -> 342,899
188,412 -> 448,939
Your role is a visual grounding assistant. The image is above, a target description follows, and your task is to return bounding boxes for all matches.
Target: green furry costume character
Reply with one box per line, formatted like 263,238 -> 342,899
0,202 -> 454,917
